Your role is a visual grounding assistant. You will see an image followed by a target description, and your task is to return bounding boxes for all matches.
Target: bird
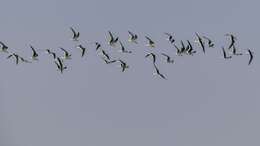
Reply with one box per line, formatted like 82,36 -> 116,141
119,41 -> 132,53
77,45 -> 86,57
101,50 -> 110,60
0,41 -> 8,53
153,64 -> 166,79
161,53 -> 174,63
174,44 -> 182,56
128,31 -> 138,43
231,45 -> 242,56
30,45 -> 39,60
108,31 -> 118,46
247,49 -> 253,65
46,49 -> 56,59
164,33 -> 175,43
202,36 -> 214,48
145,52 -> 156,64
195,32 -> 205,53
180,40 -> 186,53
186,40 -> 196,55
117,60 -> 129,72
59,47 -> 72,60
222,47 -> 232,59
7,53 -> 19,65
225,34 -> 237,50
55,57 -> 67,73
102,58 -> 117,64
93,42 -> 101,51
70,27 -> 80,41
145,36 -> 155,47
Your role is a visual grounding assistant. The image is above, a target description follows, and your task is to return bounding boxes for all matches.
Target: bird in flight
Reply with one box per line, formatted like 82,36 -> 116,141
7,53 -> 31,64
128,31 -> 138,44
55,57 -> 67,73
101,50 -> 110,60
145,52 -> 156,64
153,64 -> 166,80
30,45 -> 39,60
247,49 -> 253,65
222,47 -> 232,59
60,47 -> 72,60
108,31 -> 118,46
225,33 -> 237,50
231,46 -> 242,56
161,53 -> 174,63
145,36 -> 155,47
46,49 -> 56,59
0,41 -> 9,53
186,40 -> 196,55
119,41 -> 132,53
164,33 -> 175,43
195,32 -> 205,54
93,42 -> 101,51
202,36 -> 214,48
70,27 -> 80,41
77,45 -> 86,57
102,58 -> 117,64
117,60 -> 129,72
174,44 -> 182,56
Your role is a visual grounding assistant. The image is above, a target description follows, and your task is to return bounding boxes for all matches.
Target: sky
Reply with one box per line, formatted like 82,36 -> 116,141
0,0 -> 260,146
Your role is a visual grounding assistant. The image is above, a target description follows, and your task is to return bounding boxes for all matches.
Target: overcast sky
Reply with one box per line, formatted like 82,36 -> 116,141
0,0 -> 259,146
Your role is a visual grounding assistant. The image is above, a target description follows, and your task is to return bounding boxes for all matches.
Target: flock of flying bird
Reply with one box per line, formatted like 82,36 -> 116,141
0,27 -> 254,79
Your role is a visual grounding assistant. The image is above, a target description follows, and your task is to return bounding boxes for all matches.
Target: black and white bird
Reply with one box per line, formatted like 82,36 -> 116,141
55,57 -> 67,73
231,46 -> 242,56
0,41 -> 8,53
30,45 -> 39,60
222,47 -> 232,59
117,60 -> 129,72
93,42 -> 101,51
202,36 -> 214,48
60,47 -> 72,60
101,50 -> 110,60
153,64 -> 166,80
70,27 -> 80,41
195,32 -> 205,54
119,41 -> 132,53
161,53 -> 174,63
247,49 -> 253,65
145,52 -> 156,64
108,31 -> 118,46
77,45 -> 86,57
145,36 -> 155,47
128,31 -> 138,44
225,33 -> 237,50
164,33 -> 175,43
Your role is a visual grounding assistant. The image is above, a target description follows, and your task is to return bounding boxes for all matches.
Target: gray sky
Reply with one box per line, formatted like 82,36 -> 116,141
0,0 -> 259,146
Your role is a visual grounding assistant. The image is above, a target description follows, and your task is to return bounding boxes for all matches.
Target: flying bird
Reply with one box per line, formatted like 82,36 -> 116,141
55,57 -> 67,73
101,50 -> 110,60
70,27 -> 80,41
7,53 -> 19,65
145,36 -> 155,47
195,32 -> 205,53
174,44 -> 182,56
222,47 -> 232,59
60,47 -> 72,60
77,45 -> 86,57
161,53 -> 174,63
164,33 -> 175,43
128,31 -> 138,43
46,49 -> 56,59
145,52 -> 156,64
231,46 -> 242,56
102,58 -> 117,64
93,42 -> 101,51
30,45 -> 39,60
117,60 -> 129,72
247,49 -> 253,65
186,40 -> 196,55
153,64 -> 166,80
108,31 -> 118,46
0,41 -> 8,53
225,33 -> 237,50
202,36 -> 214,48
119,41 -> 132,53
